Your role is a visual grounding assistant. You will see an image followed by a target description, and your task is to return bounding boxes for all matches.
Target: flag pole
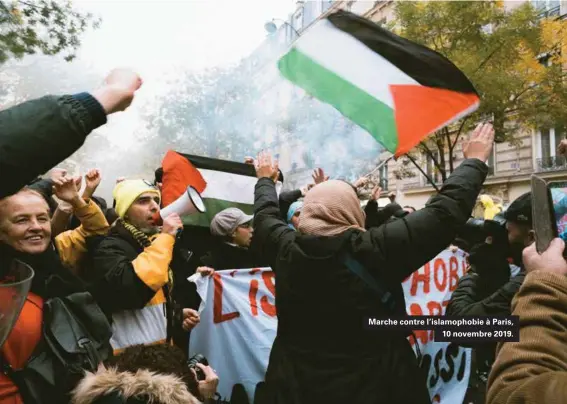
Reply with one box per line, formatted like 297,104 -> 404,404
404,153 -> 441,192
363,155 -> 395,178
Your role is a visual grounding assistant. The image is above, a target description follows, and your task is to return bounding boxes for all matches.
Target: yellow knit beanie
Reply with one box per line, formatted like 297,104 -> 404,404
113,180 -> 161,218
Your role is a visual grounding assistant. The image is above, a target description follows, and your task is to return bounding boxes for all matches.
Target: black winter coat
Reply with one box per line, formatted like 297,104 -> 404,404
86,225 -> 195,351
447,247 -> 525,402
0,94 -> 106,198
279,189 -> 302,220
200,241 -> 267,270
364,200 -> 405,229
253,159 -> 488,404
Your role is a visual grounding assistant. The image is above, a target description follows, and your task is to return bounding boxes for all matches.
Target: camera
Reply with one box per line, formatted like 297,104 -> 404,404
187,354 -> 209,381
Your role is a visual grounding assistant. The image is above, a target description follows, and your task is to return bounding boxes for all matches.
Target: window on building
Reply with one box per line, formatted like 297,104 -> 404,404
321,0 -> 334,13
487,147 -> 495,175
532,0 -> 561,16
294,10 -> 303,32
537,127 -> 566,170
379,163 -> 389,190
424,150 -> 441,185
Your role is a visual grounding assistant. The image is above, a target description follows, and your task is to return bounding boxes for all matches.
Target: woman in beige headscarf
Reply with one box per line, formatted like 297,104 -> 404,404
252,123 -> 494,404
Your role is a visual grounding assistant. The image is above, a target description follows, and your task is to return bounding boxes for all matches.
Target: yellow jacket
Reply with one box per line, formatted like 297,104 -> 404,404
54,199 -> 110,271
480,195 -> 502,220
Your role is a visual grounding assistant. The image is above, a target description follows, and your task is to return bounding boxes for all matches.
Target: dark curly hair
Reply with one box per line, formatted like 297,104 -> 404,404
105,344 -> 200,399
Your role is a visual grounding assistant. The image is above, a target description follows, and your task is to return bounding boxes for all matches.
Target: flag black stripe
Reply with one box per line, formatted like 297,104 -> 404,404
327,10 -> 478,95
177,152 -> 257,177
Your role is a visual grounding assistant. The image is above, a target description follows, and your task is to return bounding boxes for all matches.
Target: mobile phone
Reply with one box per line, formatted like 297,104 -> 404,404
531,175 -> 556,254
548,180 -> 567,246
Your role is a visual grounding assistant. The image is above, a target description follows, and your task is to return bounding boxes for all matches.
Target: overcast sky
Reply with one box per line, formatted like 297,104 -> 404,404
74,0 -> 296,75
54,0 -> 298,154
2,0 -> 299,195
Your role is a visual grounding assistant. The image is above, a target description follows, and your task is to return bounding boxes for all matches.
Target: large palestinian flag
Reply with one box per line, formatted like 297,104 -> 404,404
278,10 -> 480,157
162,150 -> 256,228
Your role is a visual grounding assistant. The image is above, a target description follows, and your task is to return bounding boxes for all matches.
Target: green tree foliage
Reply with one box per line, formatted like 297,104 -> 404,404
0,0 -> 100,64
392,1 -> 567,182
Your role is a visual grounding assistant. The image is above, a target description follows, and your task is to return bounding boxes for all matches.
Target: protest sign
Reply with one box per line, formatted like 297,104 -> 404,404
189,248 -> 470,403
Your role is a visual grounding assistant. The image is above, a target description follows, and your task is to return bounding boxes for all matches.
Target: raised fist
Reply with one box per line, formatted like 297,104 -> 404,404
92,68 -> 143,115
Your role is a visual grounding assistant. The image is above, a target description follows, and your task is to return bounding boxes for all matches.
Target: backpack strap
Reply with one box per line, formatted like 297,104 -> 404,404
341,253 -> 423,363
342,253 -> 398,312
0,353 -> 37,404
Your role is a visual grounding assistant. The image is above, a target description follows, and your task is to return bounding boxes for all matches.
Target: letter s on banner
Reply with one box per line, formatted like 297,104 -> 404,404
402,248 -> 471,404
260,271 -> 276,317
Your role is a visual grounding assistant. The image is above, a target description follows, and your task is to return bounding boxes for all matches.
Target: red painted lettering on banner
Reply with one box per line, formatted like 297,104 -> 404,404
427,301 -> 443,340
433,259 -> 447,292
410,262 -> 430,296
449,256 -> 460,292
427,301 -> 442,316
249,269 -> 261,275
409,303 -> 429,345
249,279 -> 259,316
260,272 -> 276,317
213,273 -> 240,324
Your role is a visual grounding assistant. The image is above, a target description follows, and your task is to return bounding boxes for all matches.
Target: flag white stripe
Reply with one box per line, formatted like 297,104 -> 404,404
200,169 -> 256,205
293,19 -> 418,108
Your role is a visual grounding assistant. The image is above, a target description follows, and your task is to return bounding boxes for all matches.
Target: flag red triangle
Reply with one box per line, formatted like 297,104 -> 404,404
389,84 -> 479,156
161,150 -> 207,208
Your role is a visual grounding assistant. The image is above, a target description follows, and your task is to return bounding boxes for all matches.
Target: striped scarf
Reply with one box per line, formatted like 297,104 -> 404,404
119,218 -> 174,296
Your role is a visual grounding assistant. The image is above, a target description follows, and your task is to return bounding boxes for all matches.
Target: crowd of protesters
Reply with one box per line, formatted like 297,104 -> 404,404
1,68 -> 567,404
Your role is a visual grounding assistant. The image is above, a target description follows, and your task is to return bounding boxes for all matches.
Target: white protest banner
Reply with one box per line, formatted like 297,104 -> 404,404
189,248 -> 471,403
402,248 -> 472,404
189,268 -> 276,401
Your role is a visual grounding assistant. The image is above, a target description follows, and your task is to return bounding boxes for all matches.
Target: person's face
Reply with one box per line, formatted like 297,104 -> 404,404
506,221 -> 533,247
0,192 -> 52,254
291,211 -> 301,230
232,222 -> 254,248
125,192 -> 161,234
506,221 -> 534,265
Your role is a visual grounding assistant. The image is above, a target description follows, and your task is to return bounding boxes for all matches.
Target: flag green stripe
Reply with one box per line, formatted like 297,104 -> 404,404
183,198 -> 253,228
278,47 -> 398,153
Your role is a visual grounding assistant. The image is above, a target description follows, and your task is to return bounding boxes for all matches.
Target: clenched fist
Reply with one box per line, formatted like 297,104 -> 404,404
182,308 -> 200,331
92,68 -> 143,115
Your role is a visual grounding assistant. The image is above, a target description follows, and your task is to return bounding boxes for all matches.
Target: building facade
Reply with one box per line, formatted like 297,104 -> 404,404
260,0 -> 567,206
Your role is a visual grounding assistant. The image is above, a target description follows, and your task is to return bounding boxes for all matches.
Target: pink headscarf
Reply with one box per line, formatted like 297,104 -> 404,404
298,180 -> 366,237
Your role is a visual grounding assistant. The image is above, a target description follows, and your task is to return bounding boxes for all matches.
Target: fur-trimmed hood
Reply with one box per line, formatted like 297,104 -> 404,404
72,366 -> 202,404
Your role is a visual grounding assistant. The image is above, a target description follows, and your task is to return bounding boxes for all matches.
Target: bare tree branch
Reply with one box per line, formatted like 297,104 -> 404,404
451,117 -> 469,151
472,42 -> 505,77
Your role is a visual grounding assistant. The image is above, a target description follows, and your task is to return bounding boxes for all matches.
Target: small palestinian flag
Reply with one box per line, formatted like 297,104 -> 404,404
162,151 -> 256,228
278,10 -> 480,157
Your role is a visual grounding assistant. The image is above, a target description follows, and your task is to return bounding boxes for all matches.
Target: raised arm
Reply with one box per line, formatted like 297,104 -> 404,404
51,176 -> 110,270
0,69 -> 142,199
253,152 -> 295,263
356,123 -> 494,283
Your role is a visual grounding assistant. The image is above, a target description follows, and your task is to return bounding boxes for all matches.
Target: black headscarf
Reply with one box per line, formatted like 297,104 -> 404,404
0,241 -> 86,299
